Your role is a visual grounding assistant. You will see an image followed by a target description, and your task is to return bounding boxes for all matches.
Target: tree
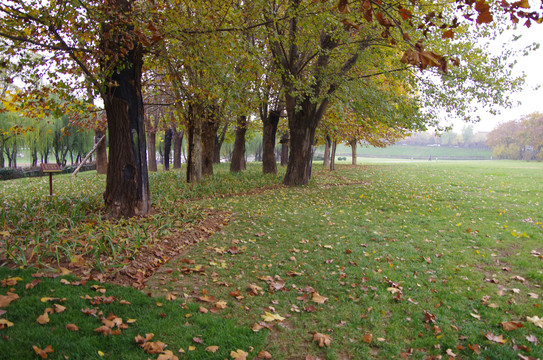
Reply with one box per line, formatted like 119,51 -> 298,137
260,0 -> 542,185
0,0 -> 153,217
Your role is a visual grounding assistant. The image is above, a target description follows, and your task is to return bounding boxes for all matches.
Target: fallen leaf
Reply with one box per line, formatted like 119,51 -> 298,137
527,316 -> 543,328
193,337 -> 204,344
528,293 -> 539,299
311,292 -> 328,304
258,350 -> 273,359
205,346 -> 219,353
214,300 -> 228,309
25,279 -> 41,289
231,349 -> 249,360
526,334 -> 538,344
468,343 -> 481,354
66,323 -> 79,331
199,306 -> 209,313
0,318 -> 14,328
363,333 -> 373,343
248,284 -> 262,295
446,348 -> 456,358
143,341 -> 167,354
470,313 -> 481,320
53,304 -> 66,313
500,321 -> 523,331
36,312 -> 50,325
165,293 -> 176,301
157,350 -> 179,360
484,331 -> 507,344
312,332 -> 331,348
0,292 -> 19,307
261,312 -> 285,322
1,277 -> 22,287
32,345 -> 54,359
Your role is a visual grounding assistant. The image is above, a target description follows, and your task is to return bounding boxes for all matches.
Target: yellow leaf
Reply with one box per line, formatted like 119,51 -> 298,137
230,349 -> 249,360
261,312 -> 285,322
0,318 -> 14,328
188,345 -> 196,351
98,350 -> 105,357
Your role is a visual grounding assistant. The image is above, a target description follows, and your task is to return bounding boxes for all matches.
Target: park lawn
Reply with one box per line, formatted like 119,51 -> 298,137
1,161 -> 542,359
146,161 -> 543,359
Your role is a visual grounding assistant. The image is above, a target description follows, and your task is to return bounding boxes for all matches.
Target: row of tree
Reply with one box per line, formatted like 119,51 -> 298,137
486,113 -> 543,161
0,0 -> 539,217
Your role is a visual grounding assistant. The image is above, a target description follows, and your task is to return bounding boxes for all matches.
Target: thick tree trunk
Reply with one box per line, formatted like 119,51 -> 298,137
330,140 -> 337,171
0,147 -> 4,168
214,123 -> 228,164
11,139 -> 17,168
201,114 -> 219,177
101,34 -> 150,217
173,129 -> 183,169
230,115 -> 247,172
95,129 -> 107,174
323,134 -> 331,168
283,116 -> 319,185
163,128 -> 172,171
350,139 -> 357,165
280,133 -> 289,167
147,132 -> 157,172
262,110 -> 280,174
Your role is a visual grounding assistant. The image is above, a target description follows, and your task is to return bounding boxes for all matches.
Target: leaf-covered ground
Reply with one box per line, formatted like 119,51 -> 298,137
1,161 -> 542,359
145,162 -> 543,359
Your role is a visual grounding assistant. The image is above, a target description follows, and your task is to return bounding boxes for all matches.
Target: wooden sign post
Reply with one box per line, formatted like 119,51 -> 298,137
41,164 -> 62,196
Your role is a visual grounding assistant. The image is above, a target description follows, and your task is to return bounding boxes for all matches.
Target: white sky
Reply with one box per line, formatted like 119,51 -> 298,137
448,23 -> 543,133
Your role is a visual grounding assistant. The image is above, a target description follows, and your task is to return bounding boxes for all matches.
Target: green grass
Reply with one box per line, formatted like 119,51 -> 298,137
322,144 -> 493,159
2,160 -> 543,359
145,161 -> 543,359
0,267 -> 266,359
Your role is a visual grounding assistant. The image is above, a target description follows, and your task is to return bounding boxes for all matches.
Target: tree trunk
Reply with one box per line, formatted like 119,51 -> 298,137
0,146 -> 4,168
283,113 -> 320,185
350,139 -> 357,165
323,134 -> 331,168
173,129 -> 183,169
201,113 -> 219,177
163,128 -> 172,171
330,140 -> 337,171
147,132 -> 157,172
187,104 -> 203,183
214,123 -> 228,164
11,139 -> 17,168
280,133 -> 289,167
95,129 -> 107,174
262,110 -> 280,174
101,24 -> 150,218
230,115 -> 247,172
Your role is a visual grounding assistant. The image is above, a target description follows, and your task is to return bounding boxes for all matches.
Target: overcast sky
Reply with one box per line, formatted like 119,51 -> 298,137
447,23 -> 543,133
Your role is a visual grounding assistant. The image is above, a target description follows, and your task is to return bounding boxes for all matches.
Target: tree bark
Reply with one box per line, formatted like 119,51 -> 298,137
262,110 -> 280,174
173,129 -> 183,169
280,133 -> 289,167
214,122 -> 228,164
230,115 -> 247,172
101,17 -> 150,218
201,112 -> 219,177
350,139 -> 357,165
95,129 -> 107,174
163,127 -> 172,171
323,134 -> 331,168
330,140 -> 337,171
147,132 -> 157,172
187,103 -> 203,183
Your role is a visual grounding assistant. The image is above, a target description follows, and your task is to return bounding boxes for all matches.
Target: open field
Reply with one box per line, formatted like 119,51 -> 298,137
1,161 -> 542,359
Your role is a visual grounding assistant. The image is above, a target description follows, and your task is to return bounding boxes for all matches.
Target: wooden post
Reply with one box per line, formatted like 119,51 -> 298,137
41,164 -> 62,196
71,135 -> 105,177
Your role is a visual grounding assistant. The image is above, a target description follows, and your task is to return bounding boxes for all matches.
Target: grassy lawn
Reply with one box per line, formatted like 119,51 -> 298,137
1,161 -> 542,359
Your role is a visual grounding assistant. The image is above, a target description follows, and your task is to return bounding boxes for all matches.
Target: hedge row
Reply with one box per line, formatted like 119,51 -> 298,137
0,163 -> 97,181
